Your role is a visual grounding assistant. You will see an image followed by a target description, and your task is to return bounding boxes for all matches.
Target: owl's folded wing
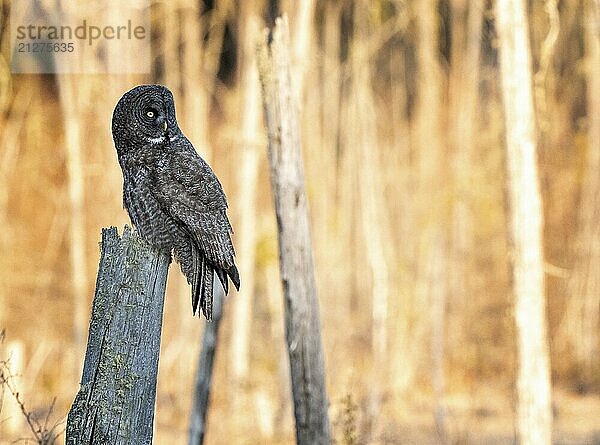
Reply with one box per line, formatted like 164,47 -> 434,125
149,152 -> 240,293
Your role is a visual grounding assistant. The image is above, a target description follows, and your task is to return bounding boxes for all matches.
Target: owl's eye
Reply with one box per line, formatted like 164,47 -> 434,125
145,109 -> 156,119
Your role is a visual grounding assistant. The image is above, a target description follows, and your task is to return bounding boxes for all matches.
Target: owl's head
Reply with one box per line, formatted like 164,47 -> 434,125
112,84 -> 181,155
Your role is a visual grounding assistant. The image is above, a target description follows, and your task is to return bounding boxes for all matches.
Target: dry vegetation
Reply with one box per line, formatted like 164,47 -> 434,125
0,0 -> 599,443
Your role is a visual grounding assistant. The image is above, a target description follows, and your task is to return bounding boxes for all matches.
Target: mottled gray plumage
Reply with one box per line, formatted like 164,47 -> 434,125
112,84 -> 239,320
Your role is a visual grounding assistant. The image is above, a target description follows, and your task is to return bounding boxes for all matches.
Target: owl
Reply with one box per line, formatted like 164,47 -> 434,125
112,84 -> 240,320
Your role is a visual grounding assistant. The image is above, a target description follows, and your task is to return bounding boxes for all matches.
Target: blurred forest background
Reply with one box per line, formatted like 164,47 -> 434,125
0,0 -> 600,443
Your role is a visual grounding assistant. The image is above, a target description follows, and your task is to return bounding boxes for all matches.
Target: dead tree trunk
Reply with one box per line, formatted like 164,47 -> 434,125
57,75 -> 88,356
66,226 -> 170,445
188,282 -> 225,445
560,0 -> 600,385
229,0 -> 262,394
257,15 -> 331,445
496,0 -> 553,443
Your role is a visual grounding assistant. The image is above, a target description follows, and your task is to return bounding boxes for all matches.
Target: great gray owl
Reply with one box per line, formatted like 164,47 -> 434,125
112,84 -> 240,320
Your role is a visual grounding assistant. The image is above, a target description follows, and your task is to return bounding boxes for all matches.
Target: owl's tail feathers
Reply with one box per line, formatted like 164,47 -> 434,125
229,265 -> 240,292
192,261 -> 239,320
215,265 -> 240,296
200,261 -> 214,320
190,253 -> 214,321
191,252 -> 201,317
191,276 -> 201,317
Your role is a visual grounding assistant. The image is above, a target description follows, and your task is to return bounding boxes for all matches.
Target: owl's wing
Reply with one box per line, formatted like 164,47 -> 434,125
150,149 -> 240,301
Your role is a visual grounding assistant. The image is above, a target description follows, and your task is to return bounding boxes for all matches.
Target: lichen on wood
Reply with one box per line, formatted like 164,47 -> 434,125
66,226 -> 170,445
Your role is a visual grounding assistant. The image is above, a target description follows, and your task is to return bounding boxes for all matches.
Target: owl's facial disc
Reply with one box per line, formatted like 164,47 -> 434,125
113,85 -> 181,154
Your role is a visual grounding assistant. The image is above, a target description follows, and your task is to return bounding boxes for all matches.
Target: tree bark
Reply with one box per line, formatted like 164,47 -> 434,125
180,0 -> 210,156
188,283 -> 225,445
57,75 -> 88,356
448,0 -> 483,366
560,0 -> 600,385
495,0 -> 553,443
0,86 -> 32,337
66,226 -> 170,445
229,0 -> 262,391
344,3 -> 394,433
413,0 -> 449,438
257,15 -> 330,445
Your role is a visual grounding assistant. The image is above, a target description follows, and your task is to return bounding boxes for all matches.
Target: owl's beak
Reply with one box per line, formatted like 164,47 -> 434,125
163,121 -> 168,132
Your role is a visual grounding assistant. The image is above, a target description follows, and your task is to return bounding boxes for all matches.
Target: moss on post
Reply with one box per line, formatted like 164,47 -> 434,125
67,226 -> 170,445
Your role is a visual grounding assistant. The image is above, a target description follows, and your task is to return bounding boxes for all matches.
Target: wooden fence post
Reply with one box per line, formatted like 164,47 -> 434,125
66,226 -> 170,445
257,15 -> 331,445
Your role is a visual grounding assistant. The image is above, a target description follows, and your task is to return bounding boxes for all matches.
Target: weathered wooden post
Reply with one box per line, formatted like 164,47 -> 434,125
66,226 -> 170,445
257,15 -> 331,445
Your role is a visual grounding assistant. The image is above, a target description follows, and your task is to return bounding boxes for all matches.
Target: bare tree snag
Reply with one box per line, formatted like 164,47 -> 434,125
0,86 -> 32,338
560,0 -> 600,385
496,0 -> 553,443
66,226 -> 170,445
257,15 -> 331,445
413,0 -> 449,439
229,0 -> 262,394
188,283 -> 225,445
57,75 -> 88,355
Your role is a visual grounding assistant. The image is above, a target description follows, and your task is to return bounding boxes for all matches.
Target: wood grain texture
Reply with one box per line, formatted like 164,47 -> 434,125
257,15 -> 330,445
66,226 -> 170,445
